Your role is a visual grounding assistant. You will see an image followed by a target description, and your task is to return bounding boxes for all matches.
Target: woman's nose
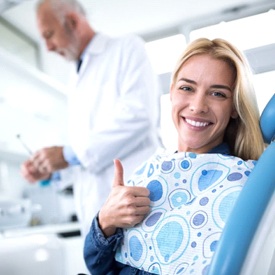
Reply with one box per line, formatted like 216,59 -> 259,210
189,93 -> 209,114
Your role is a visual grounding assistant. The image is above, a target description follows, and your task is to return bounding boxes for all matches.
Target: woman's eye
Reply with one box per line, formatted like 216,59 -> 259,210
179,86 -> 193,92
210,91 -> 228,98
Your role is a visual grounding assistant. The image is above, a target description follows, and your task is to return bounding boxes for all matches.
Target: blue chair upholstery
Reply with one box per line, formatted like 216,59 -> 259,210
261,94 -> 275,143
208,94 -> 275,275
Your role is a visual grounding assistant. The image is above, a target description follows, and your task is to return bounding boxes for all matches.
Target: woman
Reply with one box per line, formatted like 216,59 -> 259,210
83,38 -> 265,274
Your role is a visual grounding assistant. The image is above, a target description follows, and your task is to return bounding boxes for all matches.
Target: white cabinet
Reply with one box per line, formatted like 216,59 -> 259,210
0,223 -> 89,275
0,233 -> 65,275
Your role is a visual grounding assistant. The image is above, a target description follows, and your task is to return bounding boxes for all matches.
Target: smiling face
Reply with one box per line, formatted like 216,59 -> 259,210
170,54 -> 238,153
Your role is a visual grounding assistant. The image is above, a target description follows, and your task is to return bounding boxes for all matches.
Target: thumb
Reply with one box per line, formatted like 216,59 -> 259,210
113,159 -> 124,187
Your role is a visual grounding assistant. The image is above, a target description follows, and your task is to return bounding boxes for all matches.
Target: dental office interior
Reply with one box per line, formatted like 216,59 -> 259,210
0,0 -> 275,274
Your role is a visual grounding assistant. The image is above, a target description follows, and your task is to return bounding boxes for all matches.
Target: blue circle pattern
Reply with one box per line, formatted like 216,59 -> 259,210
161,160 -> 174,172
115,151 -> 256,274
147,180 -> 163,202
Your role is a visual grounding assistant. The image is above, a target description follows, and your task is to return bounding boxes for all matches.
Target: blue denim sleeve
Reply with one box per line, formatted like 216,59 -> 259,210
83,214 -> 123,275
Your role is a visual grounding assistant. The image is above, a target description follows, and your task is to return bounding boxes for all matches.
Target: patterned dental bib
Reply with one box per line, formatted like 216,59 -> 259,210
115,150 -> 256,275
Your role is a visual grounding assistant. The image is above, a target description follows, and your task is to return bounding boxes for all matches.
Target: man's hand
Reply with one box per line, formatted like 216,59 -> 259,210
31,146 -> 68,173
98,159 -> 151,237
20,146 -> 68,183
21,159 -> 51,183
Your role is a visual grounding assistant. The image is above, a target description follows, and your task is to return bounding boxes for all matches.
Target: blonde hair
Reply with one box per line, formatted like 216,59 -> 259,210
171,38 -> 264,160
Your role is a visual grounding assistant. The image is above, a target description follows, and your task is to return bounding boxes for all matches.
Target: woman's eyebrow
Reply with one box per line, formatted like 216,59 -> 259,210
178,78 -> 232,92
178,77 -> 196,84
211,84 -> 232,92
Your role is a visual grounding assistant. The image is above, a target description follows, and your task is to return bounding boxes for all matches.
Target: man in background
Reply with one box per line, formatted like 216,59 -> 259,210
21,0 -> 162,236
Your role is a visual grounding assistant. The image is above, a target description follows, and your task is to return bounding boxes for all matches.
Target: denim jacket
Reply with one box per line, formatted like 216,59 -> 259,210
84,216 -> 154,274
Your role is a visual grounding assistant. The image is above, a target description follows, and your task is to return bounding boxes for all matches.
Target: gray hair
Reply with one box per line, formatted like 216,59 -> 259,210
36,0 -> 86,22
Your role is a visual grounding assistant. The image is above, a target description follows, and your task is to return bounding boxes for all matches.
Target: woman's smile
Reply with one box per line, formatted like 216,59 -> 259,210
184,117 -> 212,128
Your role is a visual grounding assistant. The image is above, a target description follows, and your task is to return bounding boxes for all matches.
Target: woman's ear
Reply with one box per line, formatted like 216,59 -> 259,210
231,109 -> 238,119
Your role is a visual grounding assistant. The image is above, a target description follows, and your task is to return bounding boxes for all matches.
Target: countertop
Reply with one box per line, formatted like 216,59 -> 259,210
0,222 -> 81,238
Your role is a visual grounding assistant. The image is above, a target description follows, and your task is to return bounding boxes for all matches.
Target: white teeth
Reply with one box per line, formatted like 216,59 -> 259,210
185,118 -> 209,127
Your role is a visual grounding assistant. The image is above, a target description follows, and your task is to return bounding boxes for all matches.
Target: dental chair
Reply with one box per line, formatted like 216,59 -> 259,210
78,95 -> 275,275
208,94 -> 275,275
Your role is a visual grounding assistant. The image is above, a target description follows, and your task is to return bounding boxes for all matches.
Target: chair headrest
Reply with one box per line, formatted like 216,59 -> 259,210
260,94 -> 275,143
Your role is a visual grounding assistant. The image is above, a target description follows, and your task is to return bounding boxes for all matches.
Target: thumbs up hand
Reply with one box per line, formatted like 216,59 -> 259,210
112,158 -> 125,188
98,159 -> 151,237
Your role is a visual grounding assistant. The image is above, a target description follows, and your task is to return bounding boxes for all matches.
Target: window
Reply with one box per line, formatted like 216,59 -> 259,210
0,18 -> 38,68
253,71 -> 275,113
190,10 -> 275,51
145,34 -> 186,74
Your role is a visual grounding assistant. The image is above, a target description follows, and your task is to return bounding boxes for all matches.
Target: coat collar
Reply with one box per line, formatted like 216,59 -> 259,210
74,33 -> 109,77
81,33 -> 109,58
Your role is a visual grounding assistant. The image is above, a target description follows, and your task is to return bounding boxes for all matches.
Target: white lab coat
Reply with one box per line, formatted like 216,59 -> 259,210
60,33 -> 162,236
